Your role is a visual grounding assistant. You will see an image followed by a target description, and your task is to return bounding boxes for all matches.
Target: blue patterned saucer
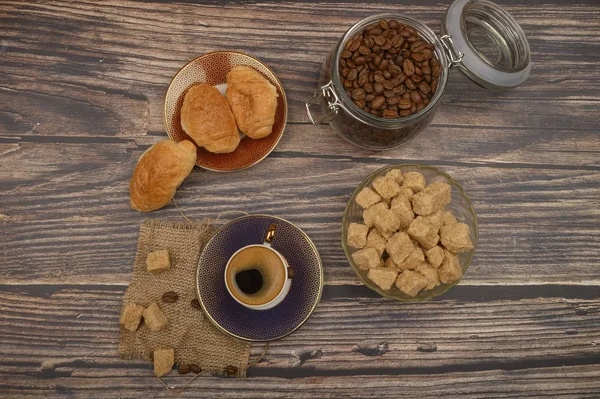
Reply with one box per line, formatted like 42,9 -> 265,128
196,215 -> 323,342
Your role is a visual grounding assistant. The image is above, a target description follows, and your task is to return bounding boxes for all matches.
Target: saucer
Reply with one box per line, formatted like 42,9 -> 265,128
164,51 -> 288,172
196,215 -> 323,342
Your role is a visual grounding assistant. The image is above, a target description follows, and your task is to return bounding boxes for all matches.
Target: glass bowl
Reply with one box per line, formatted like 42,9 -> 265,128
342,164 -> 478,301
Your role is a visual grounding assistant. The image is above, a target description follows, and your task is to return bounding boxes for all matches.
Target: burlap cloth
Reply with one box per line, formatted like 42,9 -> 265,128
118,218 -> 251,377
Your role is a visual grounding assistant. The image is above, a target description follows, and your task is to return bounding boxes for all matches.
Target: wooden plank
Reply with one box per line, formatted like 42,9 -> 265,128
0,286 -> 598,397
1,142 -> 599,285
1,1 -> 599,146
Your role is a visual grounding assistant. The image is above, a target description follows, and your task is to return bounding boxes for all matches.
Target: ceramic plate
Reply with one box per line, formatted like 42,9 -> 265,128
197,215 -> 323,342
164,51 -> 288,172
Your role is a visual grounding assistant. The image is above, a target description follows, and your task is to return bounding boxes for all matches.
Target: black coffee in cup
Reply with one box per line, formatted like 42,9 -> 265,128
226,246 -> 286,306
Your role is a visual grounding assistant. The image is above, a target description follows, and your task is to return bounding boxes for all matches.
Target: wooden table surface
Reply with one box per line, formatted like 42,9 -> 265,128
1,0 -> 599,397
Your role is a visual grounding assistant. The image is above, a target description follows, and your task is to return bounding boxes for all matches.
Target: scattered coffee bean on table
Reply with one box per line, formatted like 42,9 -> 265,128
190,298 -> 202,310
161,291 -> 179,303
189,364 -> 202,374
178,364 -> 191,374
225,365 -> 238,376
339,19 -> 440,119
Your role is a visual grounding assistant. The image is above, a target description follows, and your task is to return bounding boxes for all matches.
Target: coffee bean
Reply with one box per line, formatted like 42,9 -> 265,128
339,19 -> 441,119
162,291 -> 179,303
178,364 -> 191,374
410,90 -> 423,104
370,95 -> 386,109
383,109 -> 399,118
398,98 -> 412,109
225,365 -> 237,377
190,364 -> 202,374
403,59 -> 415,76
191,298 -> 202,310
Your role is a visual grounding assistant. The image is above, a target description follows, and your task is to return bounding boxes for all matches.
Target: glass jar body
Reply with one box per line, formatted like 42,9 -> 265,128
308,14 -> 450,150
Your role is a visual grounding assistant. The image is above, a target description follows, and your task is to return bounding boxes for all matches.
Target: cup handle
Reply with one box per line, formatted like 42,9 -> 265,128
264,224 -> 277,246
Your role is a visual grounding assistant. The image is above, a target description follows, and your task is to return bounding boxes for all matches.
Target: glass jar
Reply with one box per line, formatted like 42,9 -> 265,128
306,0 -> 531,150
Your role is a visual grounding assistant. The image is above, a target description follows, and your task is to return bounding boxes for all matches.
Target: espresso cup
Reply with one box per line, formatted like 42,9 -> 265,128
224,224 -> 293,310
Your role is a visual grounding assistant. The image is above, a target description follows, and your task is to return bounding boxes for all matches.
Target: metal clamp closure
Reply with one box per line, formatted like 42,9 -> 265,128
440,34 -> 464,67
305,81 -> 342,125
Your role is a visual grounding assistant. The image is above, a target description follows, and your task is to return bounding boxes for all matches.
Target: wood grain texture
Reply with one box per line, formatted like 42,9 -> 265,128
1,0 -> 599,397
0,286 -> 599,397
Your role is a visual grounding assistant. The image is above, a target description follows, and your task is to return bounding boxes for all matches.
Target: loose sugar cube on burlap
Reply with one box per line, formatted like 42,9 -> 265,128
363,202 -> 388,228
395,270 -> 428,297
143,303 -> 168,332
402,172 -> 426,192
366,229 -> 387,256
352,247 -> 382,270
439,250 -> 463,284
356,187 -> 382,209
347,223 -> 369,249
412,182 -> 451,216
120,304 -> 144,332
385,232 -> 414,265
425,246 -> 444,268
367,267 -> 399,291
373,209 -> 401,235
407,217 -> 439,249
385,169 -> 404,184
440,222 -> 474,253
395,246 -> 425,271
146,249 -> 170,274
390,194 -> 414,229
372,176 -> 400,199
153,348 -> 174,377
415,262 -> 441,290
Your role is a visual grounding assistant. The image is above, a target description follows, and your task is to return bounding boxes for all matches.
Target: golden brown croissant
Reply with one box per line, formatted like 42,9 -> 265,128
129,140 -> 196,212
180,83 -> 240,153
226,66 -> 279,139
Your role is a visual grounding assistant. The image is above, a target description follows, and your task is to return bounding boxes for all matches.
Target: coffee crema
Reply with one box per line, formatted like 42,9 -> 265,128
226,246 -> 286,306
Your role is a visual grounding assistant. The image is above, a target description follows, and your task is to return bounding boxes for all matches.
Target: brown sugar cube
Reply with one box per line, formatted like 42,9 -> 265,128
398,187 -> 414,201
425,245 -> 444,268
395,270 -> 428,297
153,348 -> 175,377
384,257 -> 400,269
143,302 -> 168,332
366,229 -> 387,256
422,208 -> 445,232
440,222 -> 474,253
385,169 -> 404,184
355,187 -> 382,209
373,209 -> 401,235
385,231 -> 414,265
396,246 -> 425,271
146,249 -> 170,274
415,262 -> 441,290
443,210 -> 457,226
120,303 -> 144,332
407,217 -> 440,249
347,223 -> 369,249
367,267 -> 399,291
363,202 -> 388,228
390,194 -> 414,229
412,182 -> 451,216
372,176 -> 400,199
439,250 -> 463,284
351,247 -> 382,270
402,171 -> 426,193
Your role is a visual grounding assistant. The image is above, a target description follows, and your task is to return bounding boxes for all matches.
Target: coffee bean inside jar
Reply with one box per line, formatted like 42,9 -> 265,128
339,19 -> 440,119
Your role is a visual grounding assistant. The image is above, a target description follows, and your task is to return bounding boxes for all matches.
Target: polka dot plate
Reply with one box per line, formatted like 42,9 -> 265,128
164,51 -> 288,172
196,215 -> 323,342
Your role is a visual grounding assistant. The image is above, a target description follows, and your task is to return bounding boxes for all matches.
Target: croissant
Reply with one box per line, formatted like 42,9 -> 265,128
226,66 -> 279,139
180,83 -> 240,153
129,140 -> 196,212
